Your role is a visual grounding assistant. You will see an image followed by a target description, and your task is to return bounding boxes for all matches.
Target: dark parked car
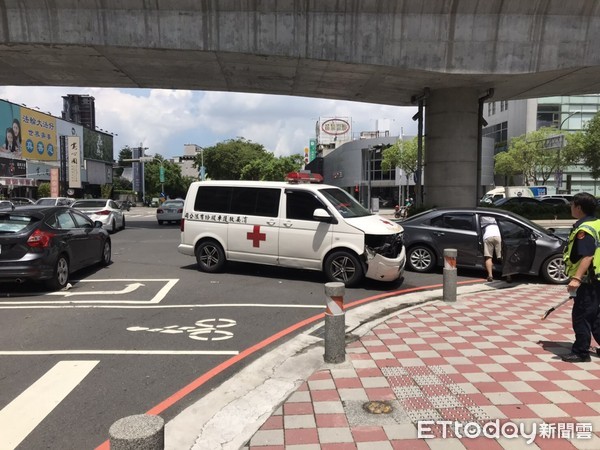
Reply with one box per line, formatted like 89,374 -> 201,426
0,206 -> 111,290
539,197 -> 570,206
493,196 -> 544,207
399,207 -> 568,284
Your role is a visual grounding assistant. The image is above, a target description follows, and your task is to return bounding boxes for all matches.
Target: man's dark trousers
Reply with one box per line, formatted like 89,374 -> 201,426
572,283 -> 600,356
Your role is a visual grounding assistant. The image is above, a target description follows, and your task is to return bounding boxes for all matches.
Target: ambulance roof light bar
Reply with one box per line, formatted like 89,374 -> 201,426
285,171 -> 324,184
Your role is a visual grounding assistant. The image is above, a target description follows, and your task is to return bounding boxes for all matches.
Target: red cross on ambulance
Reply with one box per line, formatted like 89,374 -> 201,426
247,225 -> 267,247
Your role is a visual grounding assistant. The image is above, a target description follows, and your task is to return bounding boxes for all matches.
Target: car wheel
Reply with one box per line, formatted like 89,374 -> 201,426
121,216 -> 126,230
158,220 -> 163,225
324,250 -> 364,287
110,219 -> 116,233
541,255 -> 568,284
101,240 -> 111,266
407,245 -> 436,272
45,254 -> 69,290
195,240 -> 226,273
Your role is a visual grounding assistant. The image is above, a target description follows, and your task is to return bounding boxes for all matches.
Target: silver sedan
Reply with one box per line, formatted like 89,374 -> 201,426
156,199 -> 184,225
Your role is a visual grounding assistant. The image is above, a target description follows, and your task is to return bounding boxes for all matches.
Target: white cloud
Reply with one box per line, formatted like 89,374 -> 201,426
0,86 -> 418,159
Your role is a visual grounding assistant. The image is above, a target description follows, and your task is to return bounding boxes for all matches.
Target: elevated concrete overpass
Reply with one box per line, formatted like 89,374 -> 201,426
1,1 -> 598,206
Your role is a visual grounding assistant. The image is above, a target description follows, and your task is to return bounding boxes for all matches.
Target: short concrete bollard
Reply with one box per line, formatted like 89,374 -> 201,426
109,414 -> 164,450
443,248 -> 457,303
324,282 -> 345,364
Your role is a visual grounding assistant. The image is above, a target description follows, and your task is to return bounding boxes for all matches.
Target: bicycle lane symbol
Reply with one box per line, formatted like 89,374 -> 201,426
127,318 -> 236,341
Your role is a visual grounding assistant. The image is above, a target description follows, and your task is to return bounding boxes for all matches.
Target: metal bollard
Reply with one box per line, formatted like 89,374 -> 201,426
109,414 -> 164,450
443,248 -> 457,302
324,282 -> 345,363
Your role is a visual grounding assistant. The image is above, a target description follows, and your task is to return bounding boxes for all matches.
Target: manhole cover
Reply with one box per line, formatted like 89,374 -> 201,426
363,400 -> 393,414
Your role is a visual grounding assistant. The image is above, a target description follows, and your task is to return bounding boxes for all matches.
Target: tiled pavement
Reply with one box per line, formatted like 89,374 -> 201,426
243,284 -> 600,449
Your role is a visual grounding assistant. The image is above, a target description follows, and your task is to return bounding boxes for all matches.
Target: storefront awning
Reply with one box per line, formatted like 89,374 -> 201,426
0,177 -> 36,186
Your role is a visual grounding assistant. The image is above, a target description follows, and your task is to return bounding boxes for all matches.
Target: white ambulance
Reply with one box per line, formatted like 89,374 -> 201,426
178,178 -> 406,287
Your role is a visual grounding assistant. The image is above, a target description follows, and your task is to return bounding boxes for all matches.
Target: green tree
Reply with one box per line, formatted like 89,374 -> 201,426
493,151 -> 519,185
118,146 -> 133,166
381,137 -> 420,192
144,156 -> 187,199
37,182 -> 50,198
240,154 -> 304,181
196,138 -> 270,180
498,127 -> 583,185
581,112 -> 600,180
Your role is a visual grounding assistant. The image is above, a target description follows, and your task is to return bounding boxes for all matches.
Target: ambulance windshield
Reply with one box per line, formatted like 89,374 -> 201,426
319,188 -> 371,218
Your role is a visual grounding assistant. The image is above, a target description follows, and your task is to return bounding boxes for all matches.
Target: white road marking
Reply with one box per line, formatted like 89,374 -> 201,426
0,350 -> 239,355
0,278 -> 179,305
46,282 -> 145,297
0,360 -> 98,450
127,318 -> 238,341
189,329 -> 234,341
0,303 -> 325,310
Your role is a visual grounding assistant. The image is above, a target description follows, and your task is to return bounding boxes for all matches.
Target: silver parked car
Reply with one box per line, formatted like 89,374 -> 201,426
399,207 -> 568,284
156,199 -> 184,225
71,199 -> 125,233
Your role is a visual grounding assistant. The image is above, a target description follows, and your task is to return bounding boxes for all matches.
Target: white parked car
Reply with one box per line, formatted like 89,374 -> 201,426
71,199 -> 125,233
157,199 -> 184,225
0,200 -> 14,210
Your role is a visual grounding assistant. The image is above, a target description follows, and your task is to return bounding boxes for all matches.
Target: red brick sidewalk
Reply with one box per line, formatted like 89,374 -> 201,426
244,284 -> 600,449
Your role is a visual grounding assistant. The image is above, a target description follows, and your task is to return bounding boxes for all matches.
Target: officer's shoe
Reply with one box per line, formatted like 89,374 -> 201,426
562,353 -> 591,363
596,347 -> 600,358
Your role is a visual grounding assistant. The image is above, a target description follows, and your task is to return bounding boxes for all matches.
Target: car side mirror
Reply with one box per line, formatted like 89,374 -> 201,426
313,208 -> 336,223
94,220 -> 104,228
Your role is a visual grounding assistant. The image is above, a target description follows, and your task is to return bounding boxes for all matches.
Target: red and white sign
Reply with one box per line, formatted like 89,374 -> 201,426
321,118 -> 351,136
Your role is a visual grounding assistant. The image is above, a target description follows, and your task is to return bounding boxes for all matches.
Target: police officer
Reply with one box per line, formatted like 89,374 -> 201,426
562,192 -> 600,363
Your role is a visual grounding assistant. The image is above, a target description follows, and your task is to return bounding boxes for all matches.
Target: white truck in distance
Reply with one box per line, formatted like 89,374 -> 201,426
480,186 -> 538,204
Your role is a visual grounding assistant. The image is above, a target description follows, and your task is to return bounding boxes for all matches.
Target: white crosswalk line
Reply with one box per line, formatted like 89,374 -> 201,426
0,360 -> 98,450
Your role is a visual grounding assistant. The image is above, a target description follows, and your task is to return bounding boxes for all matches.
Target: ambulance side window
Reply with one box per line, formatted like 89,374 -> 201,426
194,186 -> 231,213
286,191 -> 326,221
230,188 -> 280,217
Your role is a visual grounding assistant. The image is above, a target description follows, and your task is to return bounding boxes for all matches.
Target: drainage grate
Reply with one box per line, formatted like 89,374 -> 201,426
382,365 -> 490,436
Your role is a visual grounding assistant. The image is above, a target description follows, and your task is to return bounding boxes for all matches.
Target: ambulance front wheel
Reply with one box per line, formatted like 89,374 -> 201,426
324,250 -> 363,287
195,240 -> 226,273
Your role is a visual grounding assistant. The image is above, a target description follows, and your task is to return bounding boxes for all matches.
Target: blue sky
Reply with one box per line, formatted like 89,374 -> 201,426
0,86 -> 418,160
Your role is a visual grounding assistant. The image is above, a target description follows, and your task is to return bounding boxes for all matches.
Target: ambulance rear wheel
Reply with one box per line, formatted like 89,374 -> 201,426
195,240 -> 226,273
324,250 -> 363,287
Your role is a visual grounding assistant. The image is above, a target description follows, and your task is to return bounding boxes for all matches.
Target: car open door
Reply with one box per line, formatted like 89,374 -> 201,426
497,218 -> 536,276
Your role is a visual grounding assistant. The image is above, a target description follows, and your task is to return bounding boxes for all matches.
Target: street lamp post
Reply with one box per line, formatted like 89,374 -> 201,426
560,110 -> 581,130
555,111 -> 581,195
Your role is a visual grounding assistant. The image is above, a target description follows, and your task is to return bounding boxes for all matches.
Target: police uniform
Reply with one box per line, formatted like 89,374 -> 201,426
564,216 -> 600,357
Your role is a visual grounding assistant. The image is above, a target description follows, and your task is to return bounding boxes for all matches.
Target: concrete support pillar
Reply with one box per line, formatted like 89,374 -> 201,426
424,88 -> 480,207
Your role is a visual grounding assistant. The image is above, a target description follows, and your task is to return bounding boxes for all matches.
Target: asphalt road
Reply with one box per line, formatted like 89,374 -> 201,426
0,208 -> 486,450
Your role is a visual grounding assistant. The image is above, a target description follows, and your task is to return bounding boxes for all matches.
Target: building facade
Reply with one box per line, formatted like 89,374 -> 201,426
0,97 -> 114,199
483,95 -> 600,194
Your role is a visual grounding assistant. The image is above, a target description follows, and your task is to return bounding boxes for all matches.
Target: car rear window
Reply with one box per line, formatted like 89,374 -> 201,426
35,199 -> 56,206
162,201 -> 183,208
0,214 -> 37,233
73,200 -> 106,208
